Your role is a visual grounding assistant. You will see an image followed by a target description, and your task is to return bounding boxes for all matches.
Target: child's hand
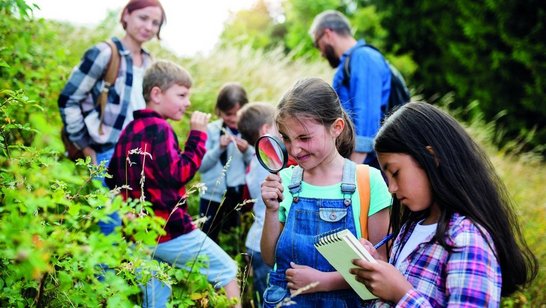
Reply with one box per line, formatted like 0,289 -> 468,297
285,262 -> 321,294
219,134 -> 232,149
358,238 -> 381,260
350,259 -> 413,303
234,136 -> 249,152
189,111 -> 210,132
261,173 -> 283,211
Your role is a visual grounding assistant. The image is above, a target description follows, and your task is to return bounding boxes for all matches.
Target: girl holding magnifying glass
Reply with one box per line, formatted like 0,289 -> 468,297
260,78 -> 392,307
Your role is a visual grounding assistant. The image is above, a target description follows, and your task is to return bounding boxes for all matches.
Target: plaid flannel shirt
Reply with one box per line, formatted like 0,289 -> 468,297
58,37 -> 153,152
106,109 -> 207,243
368,212 -> 501,307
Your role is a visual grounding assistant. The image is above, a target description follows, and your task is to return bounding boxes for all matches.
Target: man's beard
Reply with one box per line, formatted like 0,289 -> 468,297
324,44 -> 340,68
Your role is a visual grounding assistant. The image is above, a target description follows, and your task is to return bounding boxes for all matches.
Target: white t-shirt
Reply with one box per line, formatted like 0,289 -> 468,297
129,65 -> 146,112
394,220 -> 437,267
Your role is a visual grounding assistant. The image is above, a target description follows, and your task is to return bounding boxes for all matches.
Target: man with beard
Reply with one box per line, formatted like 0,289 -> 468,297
309,10 -> 391,169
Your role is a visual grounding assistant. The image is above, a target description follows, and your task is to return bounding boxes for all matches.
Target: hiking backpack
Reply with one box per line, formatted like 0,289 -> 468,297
343,44 -> 410,115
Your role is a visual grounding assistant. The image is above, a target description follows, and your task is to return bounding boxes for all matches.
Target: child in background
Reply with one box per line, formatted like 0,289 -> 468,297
351,102 -> 538,306
106,60 -> 241,307
237,102 -> 277,305
260,78 -> 392,307
199,83 -> 254,243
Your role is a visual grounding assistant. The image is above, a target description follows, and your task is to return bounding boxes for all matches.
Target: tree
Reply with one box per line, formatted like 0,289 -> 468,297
373,0 -> 546,153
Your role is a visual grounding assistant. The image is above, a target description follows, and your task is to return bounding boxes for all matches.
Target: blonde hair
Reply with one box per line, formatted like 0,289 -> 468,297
142,60 -> 192,103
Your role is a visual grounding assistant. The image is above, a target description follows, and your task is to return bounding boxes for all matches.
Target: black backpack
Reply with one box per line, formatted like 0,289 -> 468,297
342,44 -> 410,115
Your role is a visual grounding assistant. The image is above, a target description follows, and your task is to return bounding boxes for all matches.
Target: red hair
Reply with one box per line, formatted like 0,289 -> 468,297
120,0 -> 166,39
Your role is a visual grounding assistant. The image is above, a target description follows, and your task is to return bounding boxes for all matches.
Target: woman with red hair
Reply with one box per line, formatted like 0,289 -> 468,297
59,0 -> 165,225
59,0 -> 166,169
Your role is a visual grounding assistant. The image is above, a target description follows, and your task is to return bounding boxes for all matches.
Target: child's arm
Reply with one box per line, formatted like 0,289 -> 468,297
285,262 -> 352,293
166,112 -> 209,185
234,136 -> 255,165
260,173 -> 284,266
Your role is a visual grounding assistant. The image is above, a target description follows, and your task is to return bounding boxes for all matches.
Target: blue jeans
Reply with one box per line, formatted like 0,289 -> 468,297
95,148 -> 121,235
143,229 -> 238,307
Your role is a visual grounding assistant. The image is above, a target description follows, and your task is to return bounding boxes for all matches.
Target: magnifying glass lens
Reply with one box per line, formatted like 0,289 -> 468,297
255,135 -> 288,174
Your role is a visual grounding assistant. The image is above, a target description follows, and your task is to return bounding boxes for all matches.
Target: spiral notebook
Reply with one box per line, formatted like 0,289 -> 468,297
314,229 -> 378,300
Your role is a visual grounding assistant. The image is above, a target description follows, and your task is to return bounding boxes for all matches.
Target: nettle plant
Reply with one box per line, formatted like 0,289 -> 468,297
0,89 -> 235,306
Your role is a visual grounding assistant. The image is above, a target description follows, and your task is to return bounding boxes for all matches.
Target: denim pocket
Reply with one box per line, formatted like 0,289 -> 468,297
263,284 -> 289,307
319,208 -> 347,222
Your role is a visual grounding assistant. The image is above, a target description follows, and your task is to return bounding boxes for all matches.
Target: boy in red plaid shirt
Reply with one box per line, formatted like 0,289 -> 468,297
106,60 -> 241,307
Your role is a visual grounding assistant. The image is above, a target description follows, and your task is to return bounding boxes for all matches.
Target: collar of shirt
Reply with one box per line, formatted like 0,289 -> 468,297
133,108 -> 163,121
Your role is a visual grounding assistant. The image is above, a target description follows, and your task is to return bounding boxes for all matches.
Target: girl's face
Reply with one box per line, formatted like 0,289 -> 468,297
279,116 -> 340,170
219,103 -> 241,129
123,6 -> 163,44
155,84 -> 191,121
377,152 -> 435,214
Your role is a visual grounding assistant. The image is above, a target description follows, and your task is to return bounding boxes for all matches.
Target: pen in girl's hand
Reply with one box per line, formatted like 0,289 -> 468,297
373,233 -> 394,250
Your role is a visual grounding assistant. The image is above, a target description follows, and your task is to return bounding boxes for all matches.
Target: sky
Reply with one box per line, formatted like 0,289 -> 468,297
31,0 -> 259,57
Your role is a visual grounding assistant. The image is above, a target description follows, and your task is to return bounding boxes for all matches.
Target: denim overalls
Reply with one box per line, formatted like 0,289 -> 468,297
262,159 -> 362,307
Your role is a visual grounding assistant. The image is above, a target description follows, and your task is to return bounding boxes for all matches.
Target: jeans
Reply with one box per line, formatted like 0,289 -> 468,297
143,229 -> 238,307
95,148 -> 121,235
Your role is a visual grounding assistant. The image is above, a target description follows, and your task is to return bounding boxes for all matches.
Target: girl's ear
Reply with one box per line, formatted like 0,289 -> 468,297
331,117 -> 345,137
149,86 -> 162,105
426,146 -> 440,167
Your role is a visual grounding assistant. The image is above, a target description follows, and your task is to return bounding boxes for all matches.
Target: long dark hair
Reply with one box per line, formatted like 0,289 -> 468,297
276,78 -> 355,158
374,102 -> 537,296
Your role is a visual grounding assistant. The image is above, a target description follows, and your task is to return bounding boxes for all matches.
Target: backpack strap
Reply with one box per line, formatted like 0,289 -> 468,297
98,39 -> 120,135
340,159 -> 356,206
356,164 -> 371,239
342,43 -> 378,86
288,166 -> 303,203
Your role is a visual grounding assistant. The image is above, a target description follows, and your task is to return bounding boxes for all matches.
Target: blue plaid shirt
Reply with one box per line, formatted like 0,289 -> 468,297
58,37 -> 153,152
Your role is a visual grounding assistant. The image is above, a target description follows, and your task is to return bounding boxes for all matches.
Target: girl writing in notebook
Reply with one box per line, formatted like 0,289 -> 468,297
351,102 -> 538,306
260,78 -> 392,307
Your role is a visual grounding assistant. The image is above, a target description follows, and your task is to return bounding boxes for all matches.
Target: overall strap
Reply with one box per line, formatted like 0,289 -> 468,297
340,159 -> 357,206
356,164 -> 371,239
288,166 -> 303,203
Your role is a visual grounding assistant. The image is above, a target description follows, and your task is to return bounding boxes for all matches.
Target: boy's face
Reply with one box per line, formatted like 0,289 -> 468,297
156,84 -> 191,121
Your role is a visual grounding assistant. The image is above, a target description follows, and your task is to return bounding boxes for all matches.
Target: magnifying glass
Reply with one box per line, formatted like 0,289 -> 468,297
255,134 -> 288,174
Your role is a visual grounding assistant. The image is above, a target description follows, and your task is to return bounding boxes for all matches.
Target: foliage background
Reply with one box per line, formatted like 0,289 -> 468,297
1,0 -> 544,306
